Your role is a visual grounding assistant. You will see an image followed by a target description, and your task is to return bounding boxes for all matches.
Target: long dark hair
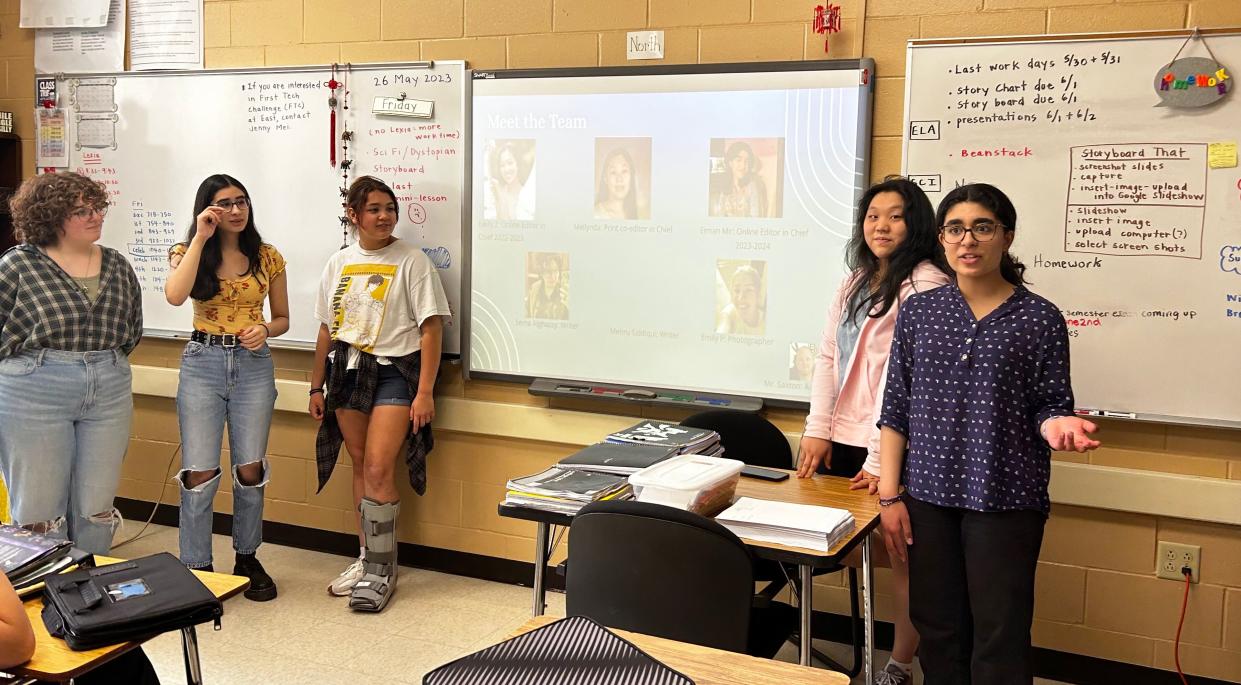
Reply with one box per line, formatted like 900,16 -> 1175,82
595,148 -> 638,219
935,183 -> 1027,286
845,177 -> 948,321
180,174 -> 265,301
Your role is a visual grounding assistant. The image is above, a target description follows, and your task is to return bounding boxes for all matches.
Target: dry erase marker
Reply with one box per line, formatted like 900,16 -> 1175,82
1103,410 -> 1136,419
556,384 -> 591,392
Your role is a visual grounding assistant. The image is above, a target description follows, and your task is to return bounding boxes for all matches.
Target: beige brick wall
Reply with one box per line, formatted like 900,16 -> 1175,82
7,0 -> 1241,679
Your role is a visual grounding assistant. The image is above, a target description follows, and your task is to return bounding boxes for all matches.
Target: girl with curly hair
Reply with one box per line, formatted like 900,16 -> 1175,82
0,171 -> 142,555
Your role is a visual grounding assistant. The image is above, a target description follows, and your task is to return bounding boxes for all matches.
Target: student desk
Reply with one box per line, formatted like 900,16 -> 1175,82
11,556 -> 249,684
506,615 -> 851,685
498,471 -> 882,682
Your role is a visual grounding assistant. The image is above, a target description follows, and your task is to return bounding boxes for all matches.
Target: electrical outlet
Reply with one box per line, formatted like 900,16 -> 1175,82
1157,541 -> 1200,583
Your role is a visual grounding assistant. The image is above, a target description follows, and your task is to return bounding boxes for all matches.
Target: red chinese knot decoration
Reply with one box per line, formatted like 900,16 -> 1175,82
813,4 -> 842,53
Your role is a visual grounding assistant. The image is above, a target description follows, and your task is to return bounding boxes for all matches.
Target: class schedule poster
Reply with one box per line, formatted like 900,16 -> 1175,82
470,65 -> 872,403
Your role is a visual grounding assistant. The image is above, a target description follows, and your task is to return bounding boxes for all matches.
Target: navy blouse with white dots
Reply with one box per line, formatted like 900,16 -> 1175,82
878,283 -> 1075,514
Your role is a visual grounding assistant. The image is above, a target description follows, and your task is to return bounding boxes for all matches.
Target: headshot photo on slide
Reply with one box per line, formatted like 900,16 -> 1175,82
789,342 -> 815,382
715,259 -> 767,336
525,252 -> 569,320
483,139 -> 536,221
707,138 -> 785,219
593,137 -> 652,220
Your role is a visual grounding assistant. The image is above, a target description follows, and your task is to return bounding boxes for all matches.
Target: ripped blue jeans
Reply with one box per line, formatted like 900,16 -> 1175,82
175,341 -> 276,569
0,349 -> 131,555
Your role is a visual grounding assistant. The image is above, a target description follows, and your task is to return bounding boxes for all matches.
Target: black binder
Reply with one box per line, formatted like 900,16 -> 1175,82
424,615 -> 694,685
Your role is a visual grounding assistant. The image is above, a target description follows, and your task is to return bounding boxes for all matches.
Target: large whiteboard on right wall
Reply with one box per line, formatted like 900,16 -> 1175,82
904,31 -> 1241,427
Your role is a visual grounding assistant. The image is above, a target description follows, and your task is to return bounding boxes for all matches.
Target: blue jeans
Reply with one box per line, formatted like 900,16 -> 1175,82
0,349 -> 132,555
176,341 -> 276,568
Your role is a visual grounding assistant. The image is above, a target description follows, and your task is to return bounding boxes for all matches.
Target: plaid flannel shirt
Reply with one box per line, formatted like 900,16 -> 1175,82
0,245 -> 143,359
315,340 -> 433,496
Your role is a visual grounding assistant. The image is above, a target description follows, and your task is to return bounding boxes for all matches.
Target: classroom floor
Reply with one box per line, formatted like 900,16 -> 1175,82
113,523 -> 1075,685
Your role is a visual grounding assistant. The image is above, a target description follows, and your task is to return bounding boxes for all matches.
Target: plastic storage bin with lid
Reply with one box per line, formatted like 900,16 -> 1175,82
628,454 -> 744,517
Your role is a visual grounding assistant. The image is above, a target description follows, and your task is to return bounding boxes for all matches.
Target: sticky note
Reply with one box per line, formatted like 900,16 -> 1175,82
1208,142 -> 1237,169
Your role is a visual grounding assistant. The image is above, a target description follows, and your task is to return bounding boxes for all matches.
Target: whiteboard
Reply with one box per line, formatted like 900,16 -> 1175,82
58,61 -> 467,353
469,61 -> 874,405
903,31 -> 1241,427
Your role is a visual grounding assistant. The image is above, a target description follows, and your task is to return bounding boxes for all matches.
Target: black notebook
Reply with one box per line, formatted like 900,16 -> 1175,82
424,615 -> 694,685
0,524 -> 72,582
558,442 -> 680,475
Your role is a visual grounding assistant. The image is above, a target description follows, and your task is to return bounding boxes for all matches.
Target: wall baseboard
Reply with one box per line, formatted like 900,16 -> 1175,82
113,498 -> 1232,685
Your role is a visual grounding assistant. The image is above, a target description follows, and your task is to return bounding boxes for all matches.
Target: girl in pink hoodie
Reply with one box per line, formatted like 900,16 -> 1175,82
798,177 -> 950,685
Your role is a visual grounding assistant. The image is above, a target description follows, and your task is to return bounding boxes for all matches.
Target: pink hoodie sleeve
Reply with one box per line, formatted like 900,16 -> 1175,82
804,272 -> 857,441
861,262 -> 951,476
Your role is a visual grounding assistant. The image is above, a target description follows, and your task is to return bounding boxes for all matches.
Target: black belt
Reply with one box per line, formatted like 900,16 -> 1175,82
190,330 -> 240,347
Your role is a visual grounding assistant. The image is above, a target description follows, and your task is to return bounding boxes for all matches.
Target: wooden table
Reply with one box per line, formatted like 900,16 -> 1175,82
509,616 -> 850,685
11,556 -> 249,684
498,470 -> 882,682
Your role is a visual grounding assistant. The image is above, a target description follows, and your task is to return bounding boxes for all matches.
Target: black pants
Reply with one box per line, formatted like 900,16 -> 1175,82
905,496 -> 1046,685
819,441 -> 867,477
67,647 -> 161,685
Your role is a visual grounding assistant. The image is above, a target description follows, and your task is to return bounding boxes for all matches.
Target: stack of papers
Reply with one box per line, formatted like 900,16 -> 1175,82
505,467 -> 632,515
557,442 -> 680,475
605,421 -> 722,456
715,497 -> 856,553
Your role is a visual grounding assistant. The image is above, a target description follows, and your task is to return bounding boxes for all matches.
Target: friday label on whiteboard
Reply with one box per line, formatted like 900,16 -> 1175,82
373,97 -> 434,118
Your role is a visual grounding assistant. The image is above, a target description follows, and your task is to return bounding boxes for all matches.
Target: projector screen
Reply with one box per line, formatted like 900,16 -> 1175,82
468,61 -> 874,405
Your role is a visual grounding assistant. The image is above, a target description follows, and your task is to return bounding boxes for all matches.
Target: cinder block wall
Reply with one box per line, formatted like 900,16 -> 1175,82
3,1 -> 1241,679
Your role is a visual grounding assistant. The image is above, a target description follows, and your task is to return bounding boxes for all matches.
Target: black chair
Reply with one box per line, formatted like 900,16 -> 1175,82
565,500 -> 796,658
680,409 -> 864,677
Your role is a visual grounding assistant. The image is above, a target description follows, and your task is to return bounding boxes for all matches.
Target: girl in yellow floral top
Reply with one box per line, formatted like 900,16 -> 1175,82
165,174 -> 289,601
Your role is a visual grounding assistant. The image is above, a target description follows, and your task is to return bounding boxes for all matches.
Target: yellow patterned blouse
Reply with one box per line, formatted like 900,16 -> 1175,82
169,243 -> 287,335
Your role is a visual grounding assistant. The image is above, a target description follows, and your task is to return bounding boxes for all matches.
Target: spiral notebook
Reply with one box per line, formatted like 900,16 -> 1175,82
423,616 -> 694,685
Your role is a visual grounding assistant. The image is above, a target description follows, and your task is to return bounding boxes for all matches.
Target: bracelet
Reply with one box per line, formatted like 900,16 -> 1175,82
878,493 -> 904,507
259,322 -> 270,337
308,388 -> 324,396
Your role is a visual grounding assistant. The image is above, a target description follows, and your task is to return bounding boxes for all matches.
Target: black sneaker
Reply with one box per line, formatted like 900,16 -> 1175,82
234,553 -> 278,602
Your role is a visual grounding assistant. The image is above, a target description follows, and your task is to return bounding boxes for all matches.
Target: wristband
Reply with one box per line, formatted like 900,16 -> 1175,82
309,388 -> 324,397
878,492 -> 904,507
259,322 -> 270,337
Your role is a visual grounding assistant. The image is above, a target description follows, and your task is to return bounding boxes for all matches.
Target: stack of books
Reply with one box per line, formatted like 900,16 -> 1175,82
605,421 -> 723,457
504,467 -> 633,515
0,524 -> 92,596
715,497 -> 856,553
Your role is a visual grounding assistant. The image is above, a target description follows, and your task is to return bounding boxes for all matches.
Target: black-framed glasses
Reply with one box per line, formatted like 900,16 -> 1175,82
69,204 -> 109,220
213,197 -> 250,211
940,222 -> 1005,243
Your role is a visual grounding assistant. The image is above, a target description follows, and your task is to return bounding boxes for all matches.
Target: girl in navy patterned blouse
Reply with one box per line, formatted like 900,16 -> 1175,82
876,184 -> 1100,685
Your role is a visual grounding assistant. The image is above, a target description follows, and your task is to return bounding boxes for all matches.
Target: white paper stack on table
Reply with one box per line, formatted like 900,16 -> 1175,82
504,467 -> 632,515
715,497 -> 856,553
605,421 -> 723,457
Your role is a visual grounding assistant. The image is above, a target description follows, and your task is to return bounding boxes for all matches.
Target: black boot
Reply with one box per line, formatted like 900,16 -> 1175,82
234,553 -> 277,602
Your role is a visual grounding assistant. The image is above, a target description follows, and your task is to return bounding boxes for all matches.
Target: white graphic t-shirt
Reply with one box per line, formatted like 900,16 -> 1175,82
315,239 -> 451,363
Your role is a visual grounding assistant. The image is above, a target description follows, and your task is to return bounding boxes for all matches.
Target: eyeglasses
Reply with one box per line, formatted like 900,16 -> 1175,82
212,197 -> 250,211
940,221 -> 1005,243
69,205 -> 109,220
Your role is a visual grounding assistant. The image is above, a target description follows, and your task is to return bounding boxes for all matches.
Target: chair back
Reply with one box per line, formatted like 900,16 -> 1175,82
681,410 -> 793,469
565,500 -> 754,653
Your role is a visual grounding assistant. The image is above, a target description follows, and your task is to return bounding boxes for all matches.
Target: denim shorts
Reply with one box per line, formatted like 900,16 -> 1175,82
342,363 -> 412,407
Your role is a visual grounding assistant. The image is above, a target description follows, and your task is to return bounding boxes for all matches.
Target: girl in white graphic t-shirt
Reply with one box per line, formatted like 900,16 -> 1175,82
309,176 -> 451,612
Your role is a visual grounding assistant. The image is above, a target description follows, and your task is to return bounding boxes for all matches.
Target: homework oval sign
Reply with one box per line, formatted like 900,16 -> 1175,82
1155,57 -> 1232,107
